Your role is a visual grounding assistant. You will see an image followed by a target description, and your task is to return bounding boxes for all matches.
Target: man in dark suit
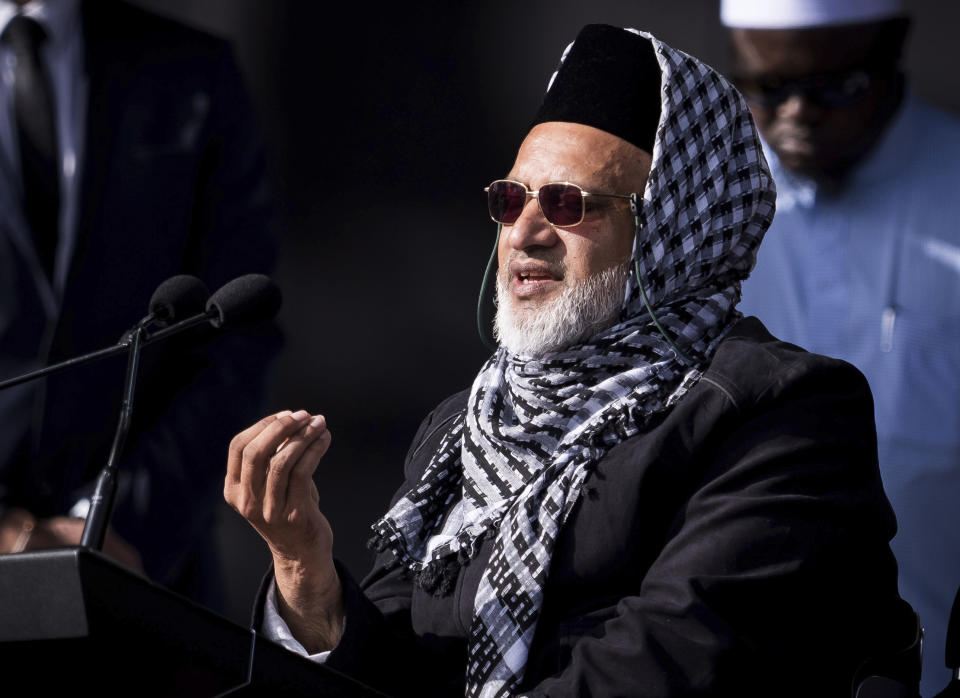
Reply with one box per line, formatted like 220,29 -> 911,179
0,0 -> 279,607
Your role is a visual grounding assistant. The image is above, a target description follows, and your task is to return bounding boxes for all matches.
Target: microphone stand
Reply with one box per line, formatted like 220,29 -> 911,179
72,313 -> 216,551
0,311 -> 215,551
0,274 -> 277,552
79,324 -> 146,550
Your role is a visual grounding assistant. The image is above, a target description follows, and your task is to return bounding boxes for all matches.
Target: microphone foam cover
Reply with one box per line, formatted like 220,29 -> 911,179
149,275 -> 210,323
206,274 -> 282,329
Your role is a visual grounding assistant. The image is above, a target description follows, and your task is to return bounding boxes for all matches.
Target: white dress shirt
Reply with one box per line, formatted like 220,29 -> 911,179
262,579 -> 333,662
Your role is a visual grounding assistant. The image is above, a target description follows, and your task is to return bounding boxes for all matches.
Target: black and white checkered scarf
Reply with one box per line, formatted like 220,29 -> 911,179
370,29 -> 775,697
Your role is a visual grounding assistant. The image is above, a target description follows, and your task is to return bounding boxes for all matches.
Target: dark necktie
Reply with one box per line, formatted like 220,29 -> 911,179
4,15 -> 59,280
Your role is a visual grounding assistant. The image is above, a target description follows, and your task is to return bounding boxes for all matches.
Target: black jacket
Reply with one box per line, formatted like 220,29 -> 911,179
260,317 -> 913,697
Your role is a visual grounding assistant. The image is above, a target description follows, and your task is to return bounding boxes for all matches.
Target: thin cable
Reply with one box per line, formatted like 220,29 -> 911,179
631,209 -> 693,366
476,223 -> 501,351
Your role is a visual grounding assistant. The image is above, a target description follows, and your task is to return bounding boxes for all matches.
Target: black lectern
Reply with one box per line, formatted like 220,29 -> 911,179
0,548 -> 387,697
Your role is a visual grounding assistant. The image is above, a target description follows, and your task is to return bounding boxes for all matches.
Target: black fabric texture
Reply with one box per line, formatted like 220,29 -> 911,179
259,317 -> 914,698
530,24 -> 662,153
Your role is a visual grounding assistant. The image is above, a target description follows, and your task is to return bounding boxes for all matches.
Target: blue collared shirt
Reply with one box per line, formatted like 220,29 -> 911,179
739,92 -> 960,696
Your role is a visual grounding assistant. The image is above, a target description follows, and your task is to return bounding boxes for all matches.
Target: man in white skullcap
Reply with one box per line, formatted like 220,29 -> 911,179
723,2 -> 960,694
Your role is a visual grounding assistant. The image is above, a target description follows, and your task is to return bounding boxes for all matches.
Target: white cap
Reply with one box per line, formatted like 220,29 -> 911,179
720,0 -> 905,29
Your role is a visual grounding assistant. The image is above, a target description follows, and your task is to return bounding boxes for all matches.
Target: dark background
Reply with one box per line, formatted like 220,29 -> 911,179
125,0 -> 960,625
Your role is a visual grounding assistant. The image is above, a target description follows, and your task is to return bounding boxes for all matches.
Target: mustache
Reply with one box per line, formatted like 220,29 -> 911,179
499,252 -> 567,280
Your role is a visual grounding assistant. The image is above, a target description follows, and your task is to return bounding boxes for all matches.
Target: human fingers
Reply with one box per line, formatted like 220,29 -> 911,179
226,411 -> 294,490
0,508 -> 37,553
287,421 -> 331,504
279,425 -> 331,534
34,516 -> 85,545
227,410 -> 312,519
262,414 -> 331,523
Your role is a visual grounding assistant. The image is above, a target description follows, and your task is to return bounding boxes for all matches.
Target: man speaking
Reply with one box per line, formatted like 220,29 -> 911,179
224,24 -> 914,697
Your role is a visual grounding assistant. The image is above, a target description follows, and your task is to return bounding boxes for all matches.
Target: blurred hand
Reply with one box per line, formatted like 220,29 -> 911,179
224,409 -> 343,652
0,508 -> 144,574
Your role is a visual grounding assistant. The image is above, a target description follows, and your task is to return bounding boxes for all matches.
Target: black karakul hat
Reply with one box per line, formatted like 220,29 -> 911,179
531,24 -> 662,154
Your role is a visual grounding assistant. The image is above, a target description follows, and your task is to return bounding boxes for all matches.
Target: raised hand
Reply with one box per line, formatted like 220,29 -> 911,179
224,409 -> 343,652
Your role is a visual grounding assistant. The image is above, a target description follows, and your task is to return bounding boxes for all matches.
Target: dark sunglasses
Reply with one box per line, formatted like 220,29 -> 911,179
485,179 -> 634,228
735,68 -> 874,109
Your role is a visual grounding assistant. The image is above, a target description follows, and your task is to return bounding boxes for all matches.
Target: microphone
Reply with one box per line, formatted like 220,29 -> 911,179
78,273 -> 281,552
118,275 -> 210,345
141,273 -> 283,344
0,274 -> 282,392
0,272 -> 282,552
148,274 -> 210,325
205,273 -> 282,329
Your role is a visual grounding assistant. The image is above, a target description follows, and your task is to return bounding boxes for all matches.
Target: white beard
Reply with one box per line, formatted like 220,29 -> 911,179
494,262 -> 630,358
